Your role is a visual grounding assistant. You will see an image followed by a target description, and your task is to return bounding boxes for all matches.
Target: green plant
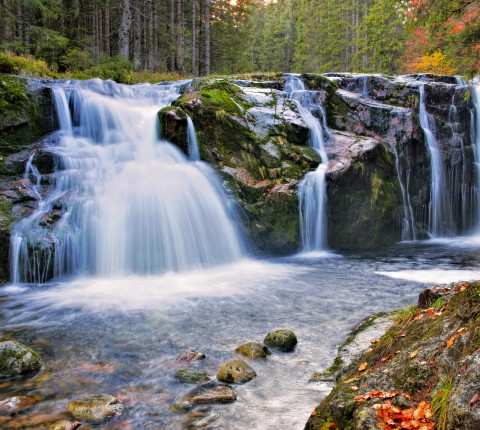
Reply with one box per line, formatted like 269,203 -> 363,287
431,374 -> 454,430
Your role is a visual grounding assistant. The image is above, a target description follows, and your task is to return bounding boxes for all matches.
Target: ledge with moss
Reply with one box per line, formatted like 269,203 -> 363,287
305,280 -> 480,430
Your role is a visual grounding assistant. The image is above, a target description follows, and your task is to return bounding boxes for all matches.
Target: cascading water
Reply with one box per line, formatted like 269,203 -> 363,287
11,79 -> 245,283
284,74 -> 330,251
418,84 -> 453,237
186,113 -> 201,161
473,79 -> 480,230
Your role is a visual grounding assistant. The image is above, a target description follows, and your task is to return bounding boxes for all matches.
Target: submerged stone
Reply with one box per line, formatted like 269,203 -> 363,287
175,369 -> 210,384
264,329 -> 298,352
178,383 -> 237,409
235,342 -> 272,359
217,359 -> 257,383
50,421 -> 81,430
0,341 -> 43,378
66,393 -> 124,422
176,350 -> 206,363
0,396 -> 35,415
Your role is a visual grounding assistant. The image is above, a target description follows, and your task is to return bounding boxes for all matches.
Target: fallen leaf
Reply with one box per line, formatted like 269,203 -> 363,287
382,354 -> 392,362
447,335 -> 456,348
358,362 -> 368,372
311,411 -> 317,416
326,423 -> 336,428
469,392 -> 480,408
351,386 -> 359,391
370,339 -> 379,344
410,350 -> 418,359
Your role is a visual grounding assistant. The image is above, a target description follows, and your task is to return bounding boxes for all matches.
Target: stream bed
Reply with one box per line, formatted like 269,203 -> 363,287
1,240 -> 480,429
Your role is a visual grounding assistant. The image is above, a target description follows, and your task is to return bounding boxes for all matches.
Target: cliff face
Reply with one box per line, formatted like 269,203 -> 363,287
0,73 -> 477,282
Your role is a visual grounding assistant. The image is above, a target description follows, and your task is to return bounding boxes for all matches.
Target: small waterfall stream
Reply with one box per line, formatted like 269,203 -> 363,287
284,74 -> 330,252
473,79 -> 480,231
418,84 -> 453,237
11,79 -> 245,283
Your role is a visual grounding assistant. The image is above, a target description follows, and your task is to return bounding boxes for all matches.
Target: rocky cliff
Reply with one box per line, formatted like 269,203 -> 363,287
0,73 -> 477,282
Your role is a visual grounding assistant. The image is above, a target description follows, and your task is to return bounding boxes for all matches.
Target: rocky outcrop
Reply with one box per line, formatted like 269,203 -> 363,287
305,281 -> 480,430
264,329 -> 298,352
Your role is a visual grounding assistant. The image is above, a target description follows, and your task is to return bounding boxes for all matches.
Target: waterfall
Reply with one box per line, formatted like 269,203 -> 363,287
186,114 -> 200,161
473,79 -> 480,230
390,144 -> 416,241
418,84 -> 452,237
362,76 -> 370,100
11,79 -> 245,283
284,74 -> 330,251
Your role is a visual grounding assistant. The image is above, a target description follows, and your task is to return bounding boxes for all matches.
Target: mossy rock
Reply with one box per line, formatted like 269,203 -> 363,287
264,329 -> 298,352
175,369 -> 210,384
0,341 -> 43,378
66,393 -> 124,422
235,342 -> 272,360
217,359 -> 257,384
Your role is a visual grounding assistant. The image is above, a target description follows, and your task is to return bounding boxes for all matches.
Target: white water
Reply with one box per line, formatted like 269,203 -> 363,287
186,113 -> 201,161
11,79 -> 245,283
284,74 -> 330,251
418,84 -> 452,237
472,78 -> 480,231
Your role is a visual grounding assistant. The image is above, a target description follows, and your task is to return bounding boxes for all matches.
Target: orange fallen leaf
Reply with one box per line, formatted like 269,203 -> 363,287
351,386 -> 359,391
311,411 -> 317,416
447,335 -> 456,348
410,350 -> 418,358
382,354 -> 392,362
358,362 -> 368,372
326,424 -> 336,428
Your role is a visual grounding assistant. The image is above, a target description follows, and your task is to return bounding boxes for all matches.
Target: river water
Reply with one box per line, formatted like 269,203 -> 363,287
1,240 -> 480,429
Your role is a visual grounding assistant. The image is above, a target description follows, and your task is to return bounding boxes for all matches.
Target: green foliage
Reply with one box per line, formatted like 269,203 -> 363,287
29,26 -> 69,70
59,48 -> 92,72
87,55 -> 134,84
0,52 -> 52,77
431,374 -> 454,430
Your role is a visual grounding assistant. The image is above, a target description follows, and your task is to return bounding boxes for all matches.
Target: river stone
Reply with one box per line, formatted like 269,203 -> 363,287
0,396 -> 35,415
0,341 -> 43,378
175,369 -> 210,384
50,421 -> 81,430
217,359 -> 256,383
178,384 -> 236,409
235,342 -> 272,359
176,350 -> 206,363
66,393 -> 124,422
264,329 -> 297,352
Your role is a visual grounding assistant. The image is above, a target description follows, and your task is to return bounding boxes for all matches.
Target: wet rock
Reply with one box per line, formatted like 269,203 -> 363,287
66,393 -> 124,422
50,420 -> 81,430
264,329 -> 298,352
178,383 -> 237,409
176,350 -> 206,363
417,287 -> 442,308
235,342 -> 272,359
0,396 -> 35,415
175,369 -> 210,384
0,341 -> 43,378
217,359 -> 257,383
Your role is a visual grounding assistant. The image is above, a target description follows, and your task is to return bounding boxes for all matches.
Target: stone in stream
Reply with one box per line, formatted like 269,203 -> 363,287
264,329 -> 298,352
0,396 -> 36,415
235,342 -> 272,359
217,359 -> 256,383
175,369 -> 210,384
50,421 -> 81,430
177,383 -> 237,410
66,393 -> 124,422
0,341 -> 43,378
176,350 -> 206,363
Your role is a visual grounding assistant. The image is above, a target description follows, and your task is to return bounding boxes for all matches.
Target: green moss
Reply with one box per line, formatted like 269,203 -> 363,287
324,356 -> 344,375
343,313 -> 388,347
198,80 -> 246,115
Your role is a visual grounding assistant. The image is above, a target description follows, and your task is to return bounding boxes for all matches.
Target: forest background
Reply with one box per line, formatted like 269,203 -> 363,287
0,0 -> 479,83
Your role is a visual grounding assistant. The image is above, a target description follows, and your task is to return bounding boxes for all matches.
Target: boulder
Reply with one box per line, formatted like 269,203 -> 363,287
217,359 -> 257,383
50,420 -> 81,430
235,342 -> 272,359
66,393 -> 124,422
0,341 -> 43,378
178,383 -> 236,409
264,329 -> 298,352
175,369 -> 210,384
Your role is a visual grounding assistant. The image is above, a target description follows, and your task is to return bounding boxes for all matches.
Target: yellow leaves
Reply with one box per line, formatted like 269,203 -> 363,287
358,362 -> 368,372
413,50 -> 457,75
410,350 -> 419,359
447,335 -> 456,348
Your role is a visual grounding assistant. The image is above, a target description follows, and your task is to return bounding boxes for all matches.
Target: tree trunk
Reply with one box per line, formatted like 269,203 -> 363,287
119,0 -> 132,60
133,3 -> 141,69
105,0 -> 111,56
169,0 -> 175,71
176,0 -> 184,73
205,0 -> 210,75
192,0 -> 197,75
